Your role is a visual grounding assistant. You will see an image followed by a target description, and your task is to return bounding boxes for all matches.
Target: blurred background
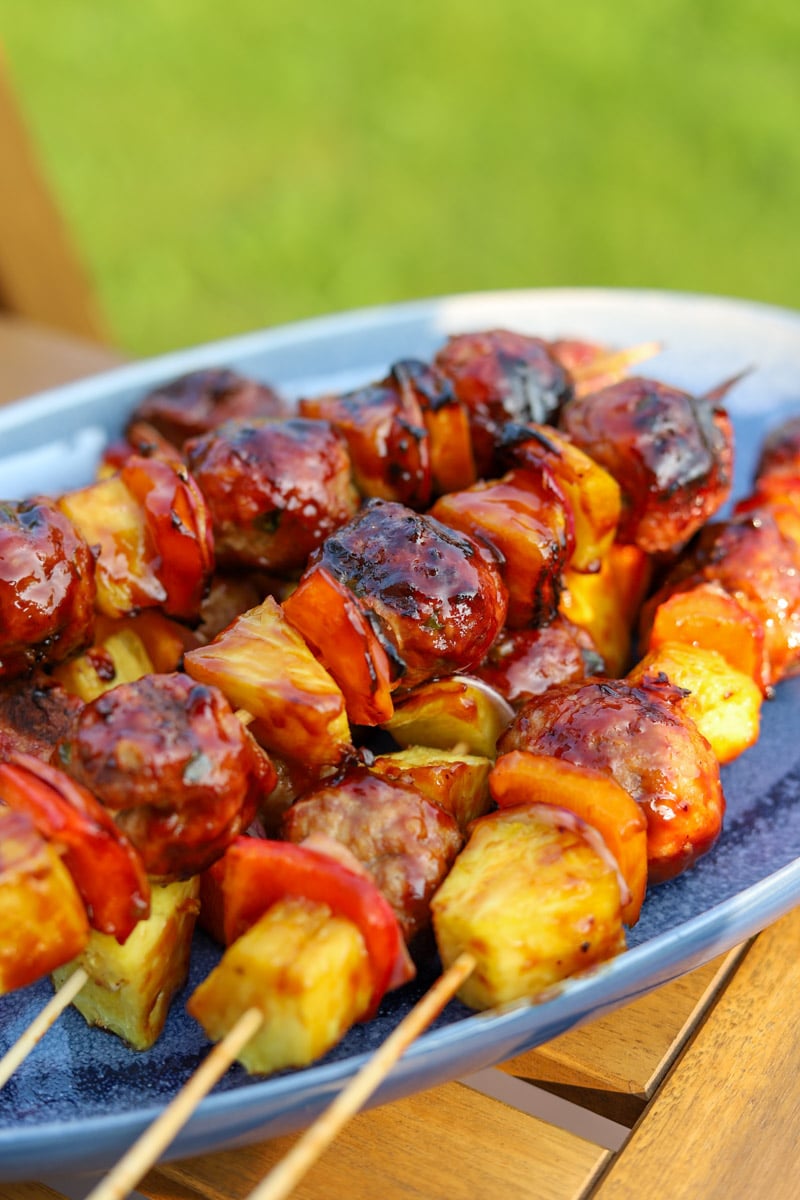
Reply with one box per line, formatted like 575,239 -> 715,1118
2,0 -> 799,356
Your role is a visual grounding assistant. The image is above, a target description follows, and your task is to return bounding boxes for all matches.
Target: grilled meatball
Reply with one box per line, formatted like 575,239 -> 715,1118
435,329 -> 574,476
282,768 -> 463,942
311,499 -> 509,689
186,417 -> 359,573
57,672 -> 274,880
498,676 -> 725,883
130,368 -> 287,449
0,498 -> 96,681
559,377 -> 733,553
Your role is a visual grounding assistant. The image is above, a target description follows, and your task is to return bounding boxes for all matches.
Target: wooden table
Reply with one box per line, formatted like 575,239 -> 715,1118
2,315 -> 800,1200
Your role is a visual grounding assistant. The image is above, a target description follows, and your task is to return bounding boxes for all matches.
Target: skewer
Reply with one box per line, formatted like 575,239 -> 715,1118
84,1006 -> 264,1200
0,967 -> 88,1089
244,951 -> 475,1200
84,952 -> 474,1200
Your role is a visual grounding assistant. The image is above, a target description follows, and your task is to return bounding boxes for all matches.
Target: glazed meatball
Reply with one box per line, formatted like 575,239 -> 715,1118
129,368 -> 287,449
0,499 -> 96,681
186,417 -> 359,573
282,768 -> 463,942
435,329 -> 574,476
57,672 -> 274,880
498,677 -> 725,883
311,499 -> 509,689
559,377 -> 733,553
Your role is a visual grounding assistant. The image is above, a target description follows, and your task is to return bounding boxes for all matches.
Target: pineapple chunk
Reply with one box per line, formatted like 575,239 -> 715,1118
52,628 -> 155,702
0,807 -> 89,995
187,895 -> 372,1075
184,596 -> 352,766
431,805 -> 626,1010
58,474 -> 164,618
560,543 -> 652,676
369,745 -> 492,830
52,878 -> 199,1050
383,676 -> 514,759
628,641 -> 762,764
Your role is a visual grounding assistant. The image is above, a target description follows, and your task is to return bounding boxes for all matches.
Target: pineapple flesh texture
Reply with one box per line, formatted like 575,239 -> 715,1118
432,805 -> 626,1010
188,895 -> 373,1075
184,596 -> 352,767
52,878 -> 200,1050
369,745 -> 492,830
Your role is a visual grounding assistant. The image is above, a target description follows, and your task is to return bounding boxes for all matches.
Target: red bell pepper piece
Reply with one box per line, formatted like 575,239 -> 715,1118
0,754 -> 150,942
213,836 -> 414,1015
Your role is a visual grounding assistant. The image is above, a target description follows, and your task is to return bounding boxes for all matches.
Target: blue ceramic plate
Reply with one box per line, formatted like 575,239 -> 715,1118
2,289 -> 800,1182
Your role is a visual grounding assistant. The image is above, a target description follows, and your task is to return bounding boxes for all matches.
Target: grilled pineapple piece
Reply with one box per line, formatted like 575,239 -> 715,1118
560,543 -> 651,676
52,878 -> 199,1050
431,805 -> 626,1010
187,895 -> 372,1075
628,641 -> 762,764
383,677 -> 514,759
52,628 -> 155,702
185,596 -> 353,766
369,745 -> 492,830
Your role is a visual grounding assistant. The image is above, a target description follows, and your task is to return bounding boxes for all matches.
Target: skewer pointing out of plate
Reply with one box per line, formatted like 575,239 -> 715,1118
83,953 -> 475,1200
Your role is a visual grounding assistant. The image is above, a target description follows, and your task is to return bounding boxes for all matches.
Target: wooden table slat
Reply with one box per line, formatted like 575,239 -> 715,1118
594,905 -> 800,1199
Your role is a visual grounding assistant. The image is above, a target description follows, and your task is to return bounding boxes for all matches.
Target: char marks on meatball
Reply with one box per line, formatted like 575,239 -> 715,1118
559,377 -> 733,553
57,672 -> 274,880
186,417 -> 360,573
313,499 -> 509,688
499,676 -> 725,883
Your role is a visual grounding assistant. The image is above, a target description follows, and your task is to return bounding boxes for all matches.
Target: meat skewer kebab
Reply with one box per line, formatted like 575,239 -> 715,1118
0,324 -> 777,1156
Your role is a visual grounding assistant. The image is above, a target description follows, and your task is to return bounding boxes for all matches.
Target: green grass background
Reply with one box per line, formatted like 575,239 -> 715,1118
3,1 -> 799,355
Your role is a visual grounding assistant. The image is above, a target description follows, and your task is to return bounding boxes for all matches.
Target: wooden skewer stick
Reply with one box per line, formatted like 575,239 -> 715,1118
243,951 -> 476,1200
84,1005 -> 265,1200
0,966 -> 89,1090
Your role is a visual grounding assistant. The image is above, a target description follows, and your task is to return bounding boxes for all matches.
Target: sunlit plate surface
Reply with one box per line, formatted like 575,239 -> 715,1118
1,288 -> 800,1180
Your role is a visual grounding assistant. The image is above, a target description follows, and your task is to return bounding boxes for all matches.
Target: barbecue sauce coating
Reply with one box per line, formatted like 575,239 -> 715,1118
498,677 -> 725,883
299,362 -> 433,508
129,368 -> 287,449
311,499 -> 509,689
185,417 -> 359,573
559,377 -> 733,553
473,616 -> 599,708
0,499 -> 96,681
282,769 -> 464,943
58,672 -> 274,880
651,508 -> 800,688
756,415 -> 800,481
434,329 -> 574,476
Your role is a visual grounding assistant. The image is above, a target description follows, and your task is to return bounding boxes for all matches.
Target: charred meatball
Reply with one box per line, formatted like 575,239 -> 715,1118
57,672 -> 274,880
498,676 -> 725,883
186,417 -> 359,573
